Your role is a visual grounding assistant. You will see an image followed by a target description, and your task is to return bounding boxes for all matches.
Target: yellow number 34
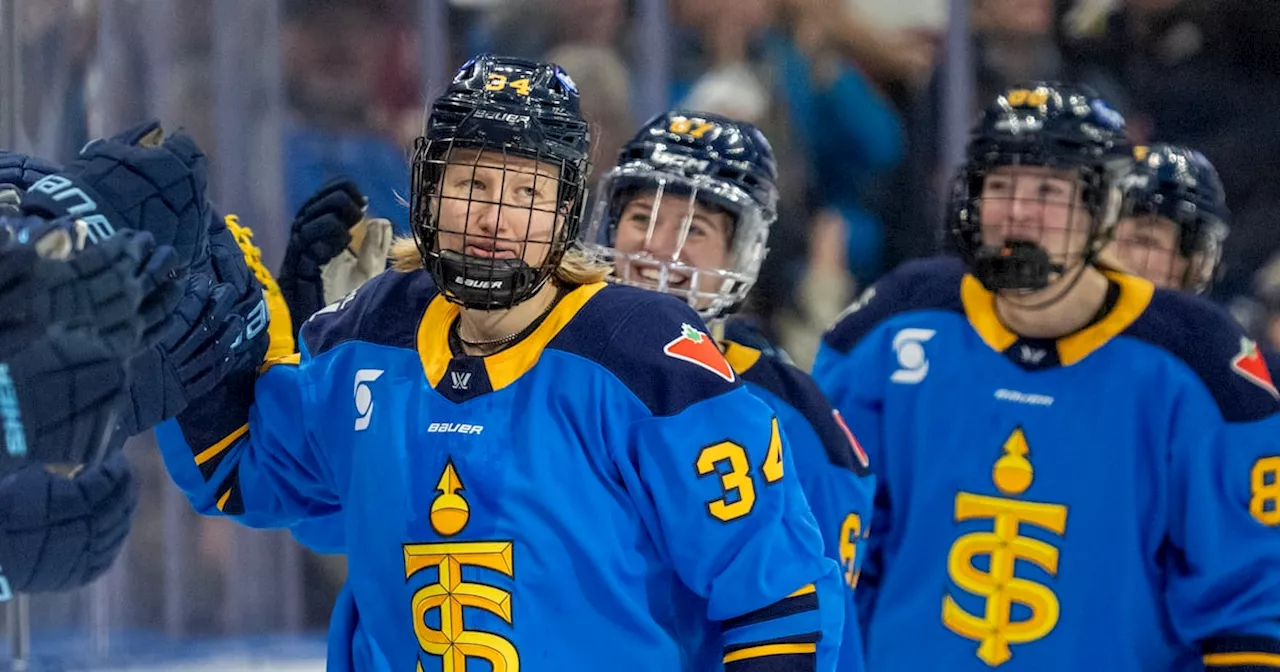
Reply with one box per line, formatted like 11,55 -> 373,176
1005,88 -> 1049,108
696,418 -> 785,522
485,73 -> 532,96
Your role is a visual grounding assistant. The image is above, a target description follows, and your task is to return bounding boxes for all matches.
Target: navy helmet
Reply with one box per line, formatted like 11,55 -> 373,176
1115,143 -> 1229,293
949,82 -> 1133,293
581,109 -> 779,319
409,54 -> 591,309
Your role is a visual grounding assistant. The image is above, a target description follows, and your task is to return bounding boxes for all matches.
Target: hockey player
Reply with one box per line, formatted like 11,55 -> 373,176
1109,143 -> 1229,294
153,54 -> 844,671
812,82 -> 1280,670
581,109 -> 875,671
1105,143 -> 1280,377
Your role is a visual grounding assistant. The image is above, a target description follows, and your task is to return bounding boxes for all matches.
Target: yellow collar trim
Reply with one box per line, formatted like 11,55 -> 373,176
960,270 -> 1154,366
720,340 -> 763,376
417,282 -> 608,391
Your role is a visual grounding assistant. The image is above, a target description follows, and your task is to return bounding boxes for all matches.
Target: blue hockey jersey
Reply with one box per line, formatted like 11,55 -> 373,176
156,271 -> 844,671
812,256 -> 1280,671
721,326 -> 876,672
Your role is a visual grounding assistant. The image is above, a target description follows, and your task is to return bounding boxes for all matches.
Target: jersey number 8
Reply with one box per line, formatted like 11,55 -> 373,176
696,418 -> 784,522
1251,456 -> 1280,526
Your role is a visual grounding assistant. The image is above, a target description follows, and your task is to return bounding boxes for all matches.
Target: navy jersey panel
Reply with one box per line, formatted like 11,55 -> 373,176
300,262 -> 438,357
813,260 -> 1280,671
821,256 -> 965,356
156,276 -> 843,671
727,340 -> 876,672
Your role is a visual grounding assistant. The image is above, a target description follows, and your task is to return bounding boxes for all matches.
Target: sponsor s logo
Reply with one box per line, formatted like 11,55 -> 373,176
890,328 -> 936,384
353,369 -> 385,431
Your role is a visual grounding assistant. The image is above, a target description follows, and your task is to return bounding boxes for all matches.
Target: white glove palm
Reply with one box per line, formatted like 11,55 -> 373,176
319,217 -> 393,304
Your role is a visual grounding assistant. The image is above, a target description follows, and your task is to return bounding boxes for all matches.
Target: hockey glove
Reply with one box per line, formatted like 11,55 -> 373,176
0,325 -> 129,476
225,214 -> 296,360
110,209 -> 269,442
0,150 -> 60,191
0,227 -> 185,360
112,271 -> 253,440
20,119 -> 211,266
0,450 -> 136,593
321,217 -> 392,305
277,178 -> 366,336
206,211 -> 270,370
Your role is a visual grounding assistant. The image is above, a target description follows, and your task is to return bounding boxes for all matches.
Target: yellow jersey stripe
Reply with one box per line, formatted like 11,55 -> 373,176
723,643 -> 817,664
1204,652 -> 1280,667
194,424 -> 248,467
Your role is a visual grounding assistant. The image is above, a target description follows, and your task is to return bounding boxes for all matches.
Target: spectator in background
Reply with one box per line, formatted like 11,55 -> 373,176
1062,0 -> 1280,306
281,0 -> 410,234
666,0 -> 903,361
543,45 -> 635,191
477,0 -> 630,71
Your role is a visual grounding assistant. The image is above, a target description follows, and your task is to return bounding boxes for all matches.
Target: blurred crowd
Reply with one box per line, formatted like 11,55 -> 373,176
6,0 -> 1280,651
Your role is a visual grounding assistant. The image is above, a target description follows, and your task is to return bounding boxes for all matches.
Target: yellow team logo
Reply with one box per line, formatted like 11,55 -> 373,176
404,459 -> 519,671
942,427 -> 1069,667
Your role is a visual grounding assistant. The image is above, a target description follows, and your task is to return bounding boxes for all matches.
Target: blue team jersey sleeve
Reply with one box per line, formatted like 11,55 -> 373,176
812,335 -> 889,645
726,340 -> 876,672
1127,293 -> 1280,667
152,272 -> 427,530
811,258 -> 961,640
154,343 -> 338,528
594,294 -> 845,670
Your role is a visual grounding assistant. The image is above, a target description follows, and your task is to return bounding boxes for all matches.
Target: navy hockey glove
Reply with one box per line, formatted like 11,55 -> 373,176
0,243 -> 43,359
0,150 -> 60,192
112,271 -> 258,440
0,450 -> 136,593
207,210 -> 269,358
20,120 -> 210,266
110,209 -> 269,442
277,178 -> 366,335
0,227 -> 185,360
0,325 -> 129,476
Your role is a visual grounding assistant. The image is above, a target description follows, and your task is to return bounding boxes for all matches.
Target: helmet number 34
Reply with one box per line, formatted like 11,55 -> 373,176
485,73 -> 531,96
1006,88 -> 1049,107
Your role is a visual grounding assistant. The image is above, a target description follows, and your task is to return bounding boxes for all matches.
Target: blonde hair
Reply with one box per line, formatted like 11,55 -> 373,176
388,236 -> 612,285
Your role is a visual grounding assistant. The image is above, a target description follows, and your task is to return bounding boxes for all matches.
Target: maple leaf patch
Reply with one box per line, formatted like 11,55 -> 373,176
1231,337 -> 1279,399
662,323 -> 735,382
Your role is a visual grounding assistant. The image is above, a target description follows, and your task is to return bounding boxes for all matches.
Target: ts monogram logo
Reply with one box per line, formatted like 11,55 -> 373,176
941,427 -> 1068,666
403,460 -> 518,671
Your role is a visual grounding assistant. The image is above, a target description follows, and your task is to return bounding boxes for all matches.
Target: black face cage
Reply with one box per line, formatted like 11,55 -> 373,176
950,149 -> 1123,290
409,137 -> 590,310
